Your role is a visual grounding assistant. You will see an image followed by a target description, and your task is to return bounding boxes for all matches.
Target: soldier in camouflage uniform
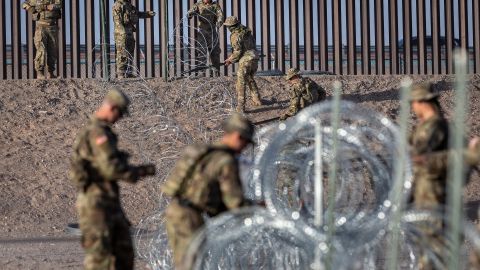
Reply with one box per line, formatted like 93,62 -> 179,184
224,16 -> 263,112
113,0 -> 155,79
187,0 -> 223,76
70,88 -> 155,270
22,0 -> 62,79
162,113 -> 255,269
280,68 -> 326,120
408,83 -> 449,270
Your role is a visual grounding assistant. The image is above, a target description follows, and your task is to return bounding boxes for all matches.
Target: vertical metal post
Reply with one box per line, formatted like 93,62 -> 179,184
162,0 -> 168,80
0,0 -> 5,79
386,78 -> 411,270
459,0 -> 467,73
304,0 -> 314,70
86,0 -> 95,78
145,0 -> 155,78
261,0 -> 271,70
417,0 -> 426,74
188,0 -> 196,73
389,0 -> 398,75
100,0 -> 109,81
290,0 -> 299,69
361,0 -> 371,75
275,1 -> 285,72
347,0 -> 356,75
27,7 -> 36,79
475,0 -> 480,73
57,0 -> 66,78
402,0 -> 412,74
134,0 -> 141,76
174,0 -> 183,76
447,49 -> 468,270
318,0 -> 327,72
445,0 -> 454,73
314,120 -> 323,227
218,0 -> 227,75
332,0 -> 342,74
71,0 -> 81,78
375,0 -> 384,74
432,0 -> 441,74
12,0 -> 22,79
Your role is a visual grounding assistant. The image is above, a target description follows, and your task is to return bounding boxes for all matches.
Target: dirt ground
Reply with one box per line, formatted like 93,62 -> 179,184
1,74 -> 480,269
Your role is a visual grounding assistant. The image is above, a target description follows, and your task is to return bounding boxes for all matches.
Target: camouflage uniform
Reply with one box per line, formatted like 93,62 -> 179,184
22,0 -> 62,79
162,113 -> 253,269
408,84 -> 449,270
70,89 -> 155,270
187,1 -> 223,76
224,16 -> 262,112
280,68 -> 326,120
113,0 -> 155,78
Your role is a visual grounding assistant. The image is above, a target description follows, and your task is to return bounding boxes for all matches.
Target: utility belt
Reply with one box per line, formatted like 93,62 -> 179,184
37,20 -> 58,26
176,197 -> 204,213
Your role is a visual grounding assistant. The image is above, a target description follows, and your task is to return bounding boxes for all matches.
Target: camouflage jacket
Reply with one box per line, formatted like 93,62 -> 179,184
283,77 -> 326,119
23,0 -> 62,22
188,1 -> 223,31
69,116 -> 144,203
113,0 -> 149,34
422,143 -> 480,175
228,24 -> 258,63
409,115 -> 449,209
162,143 -> 246,216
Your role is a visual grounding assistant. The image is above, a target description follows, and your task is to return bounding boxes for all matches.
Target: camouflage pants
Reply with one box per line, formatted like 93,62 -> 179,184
236,58 -> 261,112
34,25 -> 58,72
115,33 -> 136,76
76,194 -> 134,270
197,29 -> 221,75
165,200 -> 204,270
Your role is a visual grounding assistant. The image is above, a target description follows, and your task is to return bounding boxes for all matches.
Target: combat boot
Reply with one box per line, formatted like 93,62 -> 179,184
37,71 -> 45,79
47,71 -> 57,79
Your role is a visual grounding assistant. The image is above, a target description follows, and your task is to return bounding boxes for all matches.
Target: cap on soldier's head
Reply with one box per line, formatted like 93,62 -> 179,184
285,68 -> 300,81
409,83 -> 439,102
223,113 -> 254,142
105,87 -> 130,116
223,16 -> 239,27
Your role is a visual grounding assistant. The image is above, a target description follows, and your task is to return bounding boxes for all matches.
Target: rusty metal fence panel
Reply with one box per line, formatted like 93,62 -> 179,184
1,0 -> 479,80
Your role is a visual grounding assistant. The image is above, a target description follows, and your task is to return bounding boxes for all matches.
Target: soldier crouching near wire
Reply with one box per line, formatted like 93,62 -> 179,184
162,113 -> 261,270
69,87 -> 156,270
22,0 -> 62,79
113,0 -> 155,79
280,68 -> 326,121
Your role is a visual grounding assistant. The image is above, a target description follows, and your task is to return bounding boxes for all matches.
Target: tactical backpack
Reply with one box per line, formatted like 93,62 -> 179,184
162,144 -> 216,198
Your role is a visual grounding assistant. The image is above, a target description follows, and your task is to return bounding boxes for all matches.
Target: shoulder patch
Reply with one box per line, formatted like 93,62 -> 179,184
95,135 -> 108,145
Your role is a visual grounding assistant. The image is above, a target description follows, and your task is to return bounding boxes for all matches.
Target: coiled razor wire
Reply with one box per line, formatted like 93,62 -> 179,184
183,207 -> 342,270
253,101 -> 413,236
342,209 -> 480,269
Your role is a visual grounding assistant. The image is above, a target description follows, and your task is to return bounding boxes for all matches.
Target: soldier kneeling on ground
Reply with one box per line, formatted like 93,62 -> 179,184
280,68 -> 327,120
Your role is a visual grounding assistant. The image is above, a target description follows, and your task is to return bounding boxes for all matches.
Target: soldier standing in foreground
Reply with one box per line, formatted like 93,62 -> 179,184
280,68 -> 327,120
408,83 -> 449,269
187,0 -> 224,76
224,16 -> 263,112
22,0 -> 62,79
162,113 -> 255,269
113,0 -> 155,78
70,88 -> 155,270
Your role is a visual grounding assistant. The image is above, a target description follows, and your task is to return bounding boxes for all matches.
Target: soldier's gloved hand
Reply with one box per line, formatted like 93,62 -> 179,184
138,164 -> 156,177
224,59 -> 232,66
216,21 -> 223,28
147,11 -> 156,17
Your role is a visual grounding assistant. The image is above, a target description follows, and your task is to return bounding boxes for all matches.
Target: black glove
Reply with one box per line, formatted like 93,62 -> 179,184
138,164 -> 156,176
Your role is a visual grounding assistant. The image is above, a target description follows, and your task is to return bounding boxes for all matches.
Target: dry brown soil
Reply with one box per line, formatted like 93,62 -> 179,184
1,75 -> 479,269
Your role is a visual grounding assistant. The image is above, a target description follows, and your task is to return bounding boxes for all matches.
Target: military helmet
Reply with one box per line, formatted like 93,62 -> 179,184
105,87 -> 130,116
285,68 -> 300,80
223,113 -> 254,142
409,83 -> 439,102
223,16 -> 239,27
